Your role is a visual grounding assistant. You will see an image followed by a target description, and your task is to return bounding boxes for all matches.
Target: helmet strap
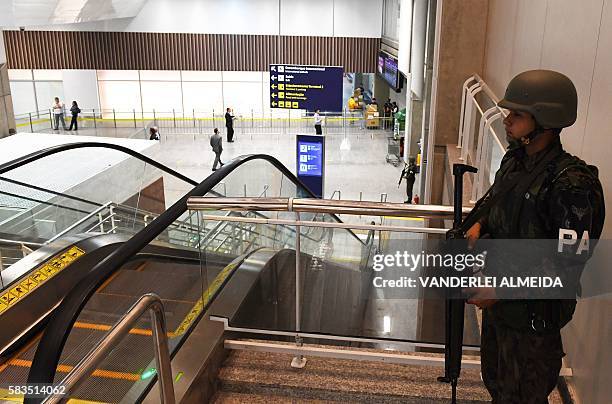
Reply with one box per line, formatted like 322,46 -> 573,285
520,124 -> 546,146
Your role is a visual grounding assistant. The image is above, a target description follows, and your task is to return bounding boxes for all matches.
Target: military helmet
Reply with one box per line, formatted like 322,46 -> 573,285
498,70 -> 577,129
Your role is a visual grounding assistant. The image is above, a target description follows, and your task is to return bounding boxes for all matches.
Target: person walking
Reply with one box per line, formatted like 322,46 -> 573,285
314,109 -> 323,135
52,97 -> 67,130
464,70 -> 605,403
210,128 -> 224,171
68,101 -> 81,131
225,108 -> 235,142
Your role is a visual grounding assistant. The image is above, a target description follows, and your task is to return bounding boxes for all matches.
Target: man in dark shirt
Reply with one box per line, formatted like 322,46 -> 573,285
225,108 -> 235,142
210,128 -> 224,171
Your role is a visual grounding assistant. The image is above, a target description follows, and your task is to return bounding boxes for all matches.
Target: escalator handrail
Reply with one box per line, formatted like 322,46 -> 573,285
0,176 -> 103,209
25,154 -> 364,401
0,141 -> 199,186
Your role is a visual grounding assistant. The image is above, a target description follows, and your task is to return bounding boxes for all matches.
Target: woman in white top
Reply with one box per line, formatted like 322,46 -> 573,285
314,109 -> 323,135
52,97 -> 67,130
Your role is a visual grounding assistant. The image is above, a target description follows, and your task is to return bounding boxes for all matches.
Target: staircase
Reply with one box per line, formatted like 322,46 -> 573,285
211,342 -> 565,403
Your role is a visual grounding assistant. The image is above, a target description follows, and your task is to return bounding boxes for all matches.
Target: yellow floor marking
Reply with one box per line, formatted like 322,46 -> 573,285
0,331 -> 42,374
7,359 -> 140,381
382,216 -> 425,221
172,262 -> 238,336
96,269 -> 122,292
73,321 -> 155,337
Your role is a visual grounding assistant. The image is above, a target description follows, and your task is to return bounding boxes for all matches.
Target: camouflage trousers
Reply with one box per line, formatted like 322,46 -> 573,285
481,309 -> 564,404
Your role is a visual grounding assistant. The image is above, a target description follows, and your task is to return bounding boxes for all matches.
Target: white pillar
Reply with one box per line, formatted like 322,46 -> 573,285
0,30 -> 16,138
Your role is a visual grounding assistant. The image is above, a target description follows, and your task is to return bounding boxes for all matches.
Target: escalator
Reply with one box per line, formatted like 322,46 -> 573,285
0,245 -> 234,403
0,142 -> 208,360
0,146 -> 370,403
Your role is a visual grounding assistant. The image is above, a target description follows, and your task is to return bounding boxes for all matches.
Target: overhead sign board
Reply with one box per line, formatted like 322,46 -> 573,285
270,64 -> 343,112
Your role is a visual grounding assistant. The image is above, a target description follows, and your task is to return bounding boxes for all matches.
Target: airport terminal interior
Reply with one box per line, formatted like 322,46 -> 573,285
0,1 -> 610,403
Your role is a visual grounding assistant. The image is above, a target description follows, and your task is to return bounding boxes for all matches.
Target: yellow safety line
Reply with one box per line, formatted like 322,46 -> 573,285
382,216 -> 425,222
15,119 -> 49,127
172,261 -> 238,337
0,330 -> 41,374
6,358 -> 140,381
72,321 -> 156,337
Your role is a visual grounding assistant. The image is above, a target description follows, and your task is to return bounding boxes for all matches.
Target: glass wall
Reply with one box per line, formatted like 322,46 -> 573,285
9,69 -> 376,120
8,69 -> 64,116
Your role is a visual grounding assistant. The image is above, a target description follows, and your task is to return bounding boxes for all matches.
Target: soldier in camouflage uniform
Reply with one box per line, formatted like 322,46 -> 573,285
464,70 -> 605,403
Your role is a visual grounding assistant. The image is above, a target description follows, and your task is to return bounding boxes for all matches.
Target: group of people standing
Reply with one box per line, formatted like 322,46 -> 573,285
52,97 -> 81,131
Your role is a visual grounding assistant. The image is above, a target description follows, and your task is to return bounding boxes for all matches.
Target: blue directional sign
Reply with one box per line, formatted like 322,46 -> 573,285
270,64 -> 343,112
298,141 -> 323,176
296,134 -> 325,198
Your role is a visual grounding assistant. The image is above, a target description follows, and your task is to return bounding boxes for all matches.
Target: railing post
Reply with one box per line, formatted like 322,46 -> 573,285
173,109 -> 176,128
153,109 -> 157,126
29,112 -> 33,132
109,205 -> 116,233
150,303 -> 176,404
113,109 -> 117,128
212,109 -> 215,128
0,253 -> 4,288
251,109 -> 254,128
193,108 -> 196,128
291,210 -> 306,369
133,109 -> 137,128
49,109 -> 53,129
93,108 -> 97,128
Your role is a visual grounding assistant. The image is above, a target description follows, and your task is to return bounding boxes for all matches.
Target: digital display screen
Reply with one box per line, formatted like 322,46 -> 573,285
297,141 -> 323,176
377,51 -> 403,91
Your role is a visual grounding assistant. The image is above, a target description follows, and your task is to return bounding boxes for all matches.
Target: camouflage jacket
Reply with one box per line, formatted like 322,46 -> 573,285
477,138 -> 605,329
481,138 -> 604,241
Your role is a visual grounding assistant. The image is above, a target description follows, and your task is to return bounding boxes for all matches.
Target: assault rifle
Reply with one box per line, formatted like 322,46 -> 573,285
437,163 -> 477,404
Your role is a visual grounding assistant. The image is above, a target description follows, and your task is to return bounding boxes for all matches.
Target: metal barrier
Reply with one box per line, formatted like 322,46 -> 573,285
14,108 -> 395,137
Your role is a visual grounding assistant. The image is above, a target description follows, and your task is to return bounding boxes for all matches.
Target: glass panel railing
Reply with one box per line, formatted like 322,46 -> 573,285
195,205 -> 480,355
16,155 -> 341,402
0,145 -> 196,261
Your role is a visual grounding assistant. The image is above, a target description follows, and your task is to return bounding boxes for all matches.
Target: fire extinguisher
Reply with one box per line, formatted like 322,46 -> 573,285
413,194 -> 420,204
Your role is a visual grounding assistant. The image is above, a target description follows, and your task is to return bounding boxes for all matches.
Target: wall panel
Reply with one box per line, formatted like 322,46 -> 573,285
3,31 -> 379,73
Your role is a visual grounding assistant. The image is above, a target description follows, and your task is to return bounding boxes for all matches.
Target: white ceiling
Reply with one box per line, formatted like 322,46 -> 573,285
0,0 -> 147,27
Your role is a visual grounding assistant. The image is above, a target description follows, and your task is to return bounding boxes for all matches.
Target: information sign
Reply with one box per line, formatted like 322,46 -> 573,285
270,64 -> 343,111
296,134 -> 325,198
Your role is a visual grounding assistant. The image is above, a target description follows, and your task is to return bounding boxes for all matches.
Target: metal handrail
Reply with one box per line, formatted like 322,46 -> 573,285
42,293 -> 175,404
44,202 -> 114,244
0,238 -> 44,248
187,197 -> 470,219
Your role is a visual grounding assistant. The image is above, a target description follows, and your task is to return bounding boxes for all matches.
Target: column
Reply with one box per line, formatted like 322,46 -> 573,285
0,30 -> 16,138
